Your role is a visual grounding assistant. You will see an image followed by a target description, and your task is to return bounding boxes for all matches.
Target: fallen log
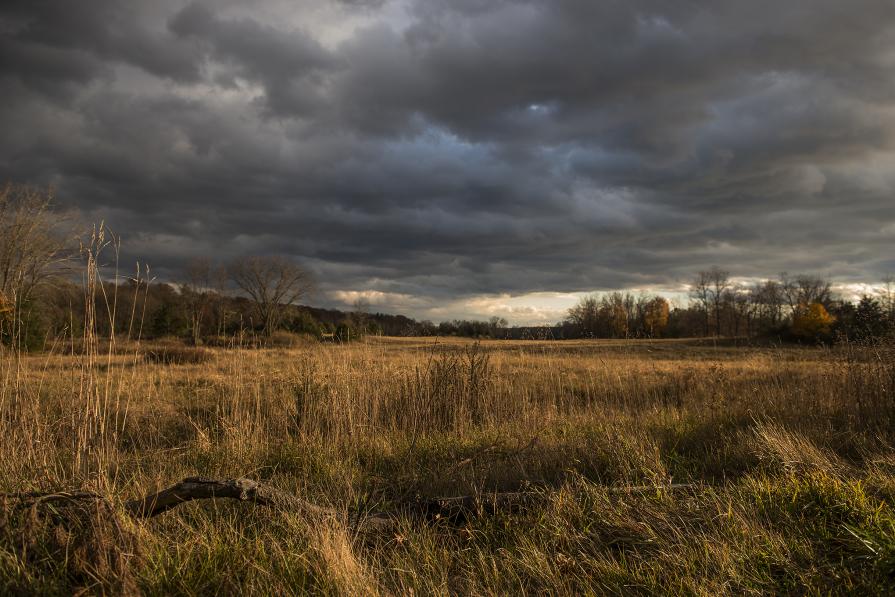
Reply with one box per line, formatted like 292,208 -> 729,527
2,477 -> 697,528
122,477 -> 329,518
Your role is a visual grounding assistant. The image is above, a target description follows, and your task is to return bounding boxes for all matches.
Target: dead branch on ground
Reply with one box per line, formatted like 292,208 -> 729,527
2,477 -> 698,530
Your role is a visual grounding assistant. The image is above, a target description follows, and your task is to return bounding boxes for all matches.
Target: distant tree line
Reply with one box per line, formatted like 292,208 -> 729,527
564,293 -> 670,338
1,185 -> 893,348
679,267 -> 894,342
5,272 -> 430,349
561,268 -> 894,343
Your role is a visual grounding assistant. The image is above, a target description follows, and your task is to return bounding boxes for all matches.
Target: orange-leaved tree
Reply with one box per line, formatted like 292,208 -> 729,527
791,302 -> 835,340
643,296 -> 670,337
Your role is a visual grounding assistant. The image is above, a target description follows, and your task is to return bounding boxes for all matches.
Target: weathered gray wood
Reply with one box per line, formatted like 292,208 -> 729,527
122,477 -> 330,518
2,478 -> 697,529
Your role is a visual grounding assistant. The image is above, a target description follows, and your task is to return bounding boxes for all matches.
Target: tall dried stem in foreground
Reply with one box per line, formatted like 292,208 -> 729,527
72,224 -> 150,488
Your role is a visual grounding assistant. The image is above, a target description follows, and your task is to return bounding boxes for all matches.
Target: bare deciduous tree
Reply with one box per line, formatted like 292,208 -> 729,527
0,184 -> 71,314
180,258 -> 215,345
690,272 -> 711,336
692,266 -> 729,336
726,287 -> 753,336
228,256 -> 312,335
350,297 -> 371,334
488,316 -> 508,331
567,295 -> 601,336
750,280 -> 785,328
779,272 -> 833,314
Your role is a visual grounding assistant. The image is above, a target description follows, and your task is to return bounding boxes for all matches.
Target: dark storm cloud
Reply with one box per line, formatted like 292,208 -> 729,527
1,0 -> 895,319
1,0 -> 203,86
168,3 -> 336,116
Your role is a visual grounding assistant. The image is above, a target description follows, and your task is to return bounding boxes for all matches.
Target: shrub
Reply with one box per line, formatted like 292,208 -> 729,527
335,322 -> 356,342
286,311 -> 323,338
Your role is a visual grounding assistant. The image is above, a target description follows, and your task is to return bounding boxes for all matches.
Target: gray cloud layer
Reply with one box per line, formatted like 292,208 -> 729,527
1,0 -> 894,317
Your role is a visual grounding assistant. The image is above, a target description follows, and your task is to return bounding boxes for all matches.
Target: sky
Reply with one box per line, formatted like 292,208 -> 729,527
1,0 -> 894,324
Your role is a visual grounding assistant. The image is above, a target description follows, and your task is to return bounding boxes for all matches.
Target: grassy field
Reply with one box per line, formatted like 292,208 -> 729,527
2,335 -> 895,595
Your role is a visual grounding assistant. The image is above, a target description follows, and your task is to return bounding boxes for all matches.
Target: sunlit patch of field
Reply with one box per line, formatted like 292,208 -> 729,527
2,337 -> 894,594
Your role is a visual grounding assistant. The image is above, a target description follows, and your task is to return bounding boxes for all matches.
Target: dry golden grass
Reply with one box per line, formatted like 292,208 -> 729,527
2,336 -> 895,594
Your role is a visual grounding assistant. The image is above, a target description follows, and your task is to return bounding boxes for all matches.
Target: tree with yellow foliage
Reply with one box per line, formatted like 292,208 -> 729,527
791,302 -> 835,341
643,296 -> 670,337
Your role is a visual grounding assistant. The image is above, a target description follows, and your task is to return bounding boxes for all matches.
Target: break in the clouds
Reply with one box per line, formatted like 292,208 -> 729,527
1,0 -> 894,323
